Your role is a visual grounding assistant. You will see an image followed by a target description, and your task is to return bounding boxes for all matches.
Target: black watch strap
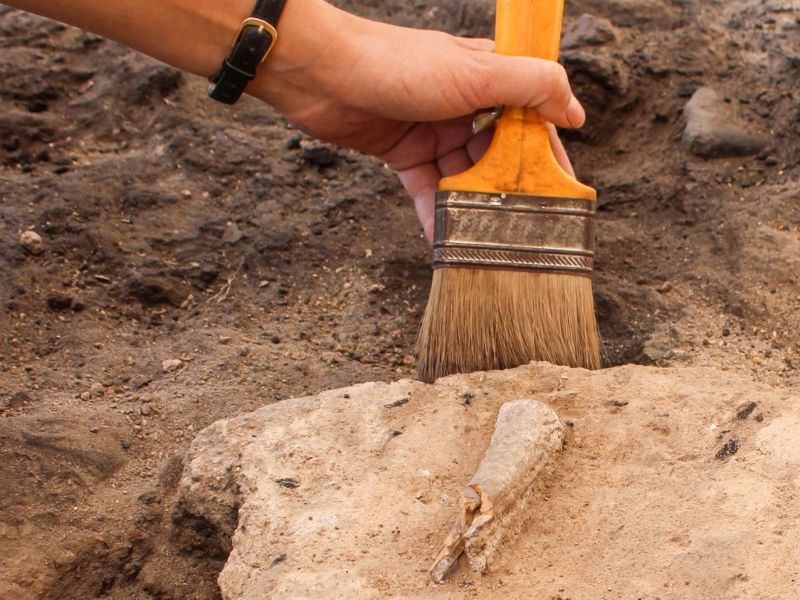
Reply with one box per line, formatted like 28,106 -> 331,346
208,0 -> 288,105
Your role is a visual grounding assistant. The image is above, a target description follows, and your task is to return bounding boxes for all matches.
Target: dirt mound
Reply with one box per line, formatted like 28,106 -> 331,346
176,363 -> 800,599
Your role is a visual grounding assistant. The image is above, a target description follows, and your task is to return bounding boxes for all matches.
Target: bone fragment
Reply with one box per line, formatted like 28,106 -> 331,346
430,400 -> 564,582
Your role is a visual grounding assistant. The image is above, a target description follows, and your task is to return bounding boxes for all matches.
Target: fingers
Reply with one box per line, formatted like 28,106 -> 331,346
465,128 -> 493,163
436,147 -> 472,178
464,54 -> 585,129
546,123 -> 575,177
396,165 -> 439,244
382,117 -> 474,171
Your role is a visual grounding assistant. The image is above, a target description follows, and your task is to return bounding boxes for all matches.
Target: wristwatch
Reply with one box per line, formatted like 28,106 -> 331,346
208,0 -> 288,105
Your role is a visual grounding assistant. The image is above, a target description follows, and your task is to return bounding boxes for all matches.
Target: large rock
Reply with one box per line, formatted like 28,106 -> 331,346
682,87 -> 768,158
175,363 -> 800,599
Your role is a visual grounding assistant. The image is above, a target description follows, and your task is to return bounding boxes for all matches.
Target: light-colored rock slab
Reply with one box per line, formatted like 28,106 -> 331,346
175,363 -> 800,599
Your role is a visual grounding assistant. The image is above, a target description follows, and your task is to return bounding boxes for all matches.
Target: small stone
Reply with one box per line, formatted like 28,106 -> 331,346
7,391 -> 31,408
715,439 -> 740,460
127,274 -> 189,307
561,14 -> 617,49
271,554 -> 287,566
90,382 -> 106,397
20,230 -> 44,255
46,293 -> 73,311
140,404 -> 153,416
300,145 -> 338,168
677,80 -> 696,98
656,281 -> 673,293
682,87 -> 767,158
222,222 -> 244,245
722,327 -> 731,337
737,402 -> 758,420
275,478 -> 300,489
162,358 -> 183,373
80,391 -> 92,401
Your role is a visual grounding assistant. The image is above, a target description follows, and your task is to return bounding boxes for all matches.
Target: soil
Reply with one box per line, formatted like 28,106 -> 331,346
1,0 -> 798,598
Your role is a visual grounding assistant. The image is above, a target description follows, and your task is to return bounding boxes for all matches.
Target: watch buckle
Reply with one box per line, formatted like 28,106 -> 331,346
233,17 -> 279,63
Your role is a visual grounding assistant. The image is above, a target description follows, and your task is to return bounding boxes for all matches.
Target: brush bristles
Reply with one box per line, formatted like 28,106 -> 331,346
417,268 -> 601,383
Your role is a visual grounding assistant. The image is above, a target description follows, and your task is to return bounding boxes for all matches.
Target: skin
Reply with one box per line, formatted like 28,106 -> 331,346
6,0 -> 584,241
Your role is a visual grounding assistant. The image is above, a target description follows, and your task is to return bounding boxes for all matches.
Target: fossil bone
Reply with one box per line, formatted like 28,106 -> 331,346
430,400 -> 564,582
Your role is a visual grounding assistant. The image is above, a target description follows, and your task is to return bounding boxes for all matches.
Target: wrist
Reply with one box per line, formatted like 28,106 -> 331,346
247,0 -> 356,109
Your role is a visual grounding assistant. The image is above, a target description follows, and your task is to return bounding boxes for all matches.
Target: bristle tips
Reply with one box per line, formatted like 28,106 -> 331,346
417,268 -> 600,383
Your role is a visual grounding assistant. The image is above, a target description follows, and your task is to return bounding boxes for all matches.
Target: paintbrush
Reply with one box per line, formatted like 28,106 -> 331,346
417,0 -> 600,382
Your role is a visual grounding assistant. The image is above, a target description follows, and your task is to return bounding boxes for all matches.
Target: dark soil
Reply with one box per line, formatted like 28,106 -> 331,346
1,0 -> 799,598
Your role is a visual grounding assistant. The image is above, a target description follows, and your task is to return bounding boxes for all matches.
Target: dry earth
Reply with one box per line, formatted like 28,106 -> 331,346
1,0 -> 799,598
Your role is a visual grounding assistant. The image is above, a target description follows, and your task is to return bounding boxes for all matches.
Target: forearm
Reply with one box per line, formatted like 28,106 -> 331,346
5,0 -> 350,106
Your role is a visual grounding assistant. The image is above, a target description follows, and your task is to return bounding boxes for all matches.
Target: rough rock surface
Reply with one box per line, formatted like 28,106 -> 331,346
682,87 -> 768,158
561,13 -> 617,49
176,363 -> 800,599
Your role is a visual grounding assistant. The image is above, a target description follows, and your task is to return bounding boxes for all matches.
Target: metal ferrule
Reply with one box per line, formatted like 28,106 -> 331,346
433,191 -> 596,275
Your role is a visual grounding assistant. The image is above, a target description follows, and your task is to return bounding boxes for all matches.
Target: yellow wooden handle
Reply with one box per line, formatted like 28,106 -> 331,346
440,0 -> 595,200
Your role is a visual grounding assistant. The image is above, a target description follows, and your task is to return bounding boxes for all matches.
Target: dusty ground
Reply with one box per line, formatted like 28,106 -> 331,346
1,0 -> 799,598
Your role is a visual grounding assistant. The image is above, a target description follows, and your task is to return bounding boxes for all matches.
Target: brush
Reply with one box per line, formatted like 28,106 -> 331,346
417,0 -> 600,382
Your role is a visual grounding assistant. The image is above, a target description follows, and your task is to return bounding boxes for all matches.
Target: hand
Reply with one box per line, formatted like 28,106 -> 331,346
256,0 -> 585,241
8,0 -> 583,242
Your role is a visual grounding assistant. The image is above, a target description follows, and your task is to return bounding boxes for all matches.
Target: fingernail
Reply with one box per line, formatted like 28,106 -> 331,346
566,96 -> 586,128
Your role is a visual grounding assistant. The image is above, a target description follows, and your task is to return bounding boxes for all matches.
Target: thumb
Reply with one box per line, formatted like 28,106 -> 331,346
464,53 -> 585,129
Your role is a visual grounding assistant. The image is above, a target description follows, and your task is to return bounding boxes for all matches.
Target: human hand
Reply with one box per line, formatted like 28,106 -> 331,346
8,0 -> 582,242
254,0 -> 584,241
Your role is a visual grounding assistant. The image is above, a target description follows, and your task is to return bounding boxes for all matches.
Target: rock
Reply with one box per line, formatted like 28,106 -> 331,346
577,0 -> 676,29
561,14 -> 617,49
19,230 -> 43,255
4,391 -> 31,410
562,51 -> 630,109
221,222 -> 244,245
126,274 -> 189,307
563,52 -> 629,93
300,145 -> 338,168
46,293 -> 74,311
682,87 -> 768,158
174,363 -> 800,599
161,358 -> 183,373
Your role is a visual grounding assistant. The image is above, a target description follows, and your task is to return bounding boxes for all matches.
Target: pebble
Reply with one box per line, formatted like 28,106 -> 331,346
561,14 -> 617,49
300,145 -> 338,168
222,222 -> 244,245
162,358 -> 183,373
682,87 -> 767,158
140,404 -> 153,416
20,230 -> 44,255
